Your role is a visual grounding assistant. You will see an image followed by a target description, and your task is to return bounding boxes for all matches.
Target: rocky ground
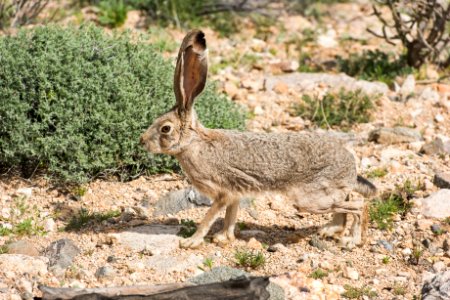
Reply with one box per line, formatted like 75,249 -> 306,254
1,1 -> 450,299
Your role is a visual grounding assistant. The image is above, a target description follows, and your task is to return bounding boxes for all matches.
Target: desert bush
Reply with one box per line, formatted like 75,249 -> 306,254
98,0 -> 129,28
0,25 -> 245,183
336,50 -> 413,85
369,0 -> 450,68
292,89 -> 375,129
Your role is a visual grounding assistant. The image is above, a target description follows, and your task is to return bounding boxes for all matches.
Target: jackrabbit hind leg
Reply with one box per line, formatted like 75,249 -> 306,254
213,200 -> 239,246
320,213 -> 347,239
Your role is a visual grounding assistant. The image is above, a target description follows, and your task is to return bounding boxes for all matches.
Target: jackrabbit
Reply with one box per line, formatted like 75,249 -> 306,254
140,30 -> 376,249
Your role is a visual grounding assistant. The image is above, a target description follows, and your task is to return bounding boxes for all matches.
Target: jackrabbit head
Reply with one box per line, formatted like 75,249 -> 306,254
140,30 -> 208,155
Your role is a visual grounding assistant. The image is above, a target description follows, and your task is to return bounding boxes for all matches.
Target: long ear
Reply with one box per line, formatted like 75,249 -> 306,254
173,30 -> 208,117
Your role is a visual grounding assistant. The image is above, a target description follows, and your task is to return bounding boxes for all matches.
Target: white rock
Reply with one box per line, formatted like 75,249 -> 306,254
69,280 -> 86,288
344,267 -> 359,280
253,106 -> 264,116
44,218 -> 56,232
380,148 -> 413,163
432,261 -> 446,273
392,276 -> 408,284
360,157 -> 372,170
145,253 -> 203,274
375,268 -> 387,275
319,261 -> 333,270
419,87 -> 440,103
310,279 -> 324,291
435,114 -> 445,123
16,187 -> 33,198
420,189 -> 450,218
402,248 -> 412,256
0,255 -> 48,277
317,29 -> 338,48
117,225 -> 180,255
400,74 -> 415,98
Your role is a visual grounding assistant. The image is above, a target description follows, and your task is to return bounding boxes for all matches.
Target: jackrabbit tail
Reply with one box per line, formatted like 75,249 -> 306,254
140,30 -> 376,249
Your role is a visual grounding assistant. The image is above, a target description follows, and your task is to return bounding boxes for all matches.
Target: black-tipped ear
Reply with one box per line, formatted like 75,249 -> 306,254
173,30 -> 208,116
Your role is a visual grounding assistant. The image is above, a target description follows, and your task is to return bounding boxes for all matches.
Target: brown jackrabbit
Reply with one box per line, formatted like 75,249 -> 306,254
140,30 -> 376,249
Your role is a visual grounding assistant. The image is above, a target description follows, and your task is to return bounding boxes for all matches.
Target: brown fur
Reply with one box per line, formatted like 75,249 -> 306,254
140,30 -> 376,249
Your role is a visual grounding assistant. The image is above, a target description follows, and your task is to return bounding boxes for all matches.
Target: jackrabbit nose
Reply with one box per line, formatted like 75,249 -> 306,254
139,135 -> 145,145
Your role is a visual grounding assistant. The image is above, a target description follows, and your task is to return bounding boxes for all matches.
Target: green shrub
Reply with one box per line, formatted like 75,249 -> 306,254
366,168 -> 388,179
0,25 -> 245,183
342,285 -> 377,299
98,0 -> 129,28
292,89 -> 375,129
234,249 -> 265,269
309,268 -> 328,279
337,50 -> 413,85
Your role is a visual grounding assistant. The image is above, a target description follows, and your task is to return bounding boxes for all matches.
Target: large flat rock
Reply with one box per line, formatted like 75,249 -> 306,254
145,253 -> 203,273
420,189 -> 450,219
116,225 -> 181,255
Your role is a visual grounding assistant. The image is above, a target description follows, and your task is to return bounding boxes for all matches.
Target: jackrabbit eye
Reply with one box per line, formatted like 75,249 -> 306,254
160,125 -> 172,134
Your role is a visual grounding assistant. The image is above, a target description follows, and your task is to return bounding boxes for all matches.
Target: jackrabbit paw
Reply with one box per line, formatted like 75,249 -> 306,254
213,231 -> 235,246
319,225 -> 344,239
179,236 -> 204,249
339,237 -> 360,250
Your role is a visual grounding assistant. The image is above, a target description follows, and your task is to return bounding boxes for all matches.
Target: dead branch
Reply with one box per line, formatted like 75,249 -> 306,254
38,276 -> 271,300
368,0 -> 450,68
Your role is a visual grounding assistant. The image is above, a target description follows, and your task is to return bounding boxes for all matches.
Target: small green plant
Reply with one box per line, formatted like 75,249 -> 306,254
71,185 -> 87,200
445,217 -> 450,225
410,247 -> 423,265
178,219 -> 197,238
393,283 -> 407,296
342,284 -> 377,299
98,0 -> 129,28
0,226 -> 12,236
370,179 -> 421,230
336,50 -> 412,86
293,89 -> 375,129
382,256 -> 390,264
366,168 -> 388,179
198,257 -> 214,271
15,218 -> 45,236
65,208 -> 120,231
309,268 -> 328,279
234,249 -> 266,269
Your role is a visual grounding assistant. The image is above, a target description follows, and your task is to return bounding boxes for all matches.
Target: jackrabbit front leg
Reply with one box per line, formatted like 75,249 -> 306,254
213,200 -> 239,245
180,196 -> 227,249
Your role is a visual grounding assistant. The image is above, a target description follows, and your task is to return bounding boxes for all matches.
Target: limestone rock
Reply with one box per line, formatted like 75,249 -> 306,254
153,187 -> 211,216
44,239 -> 80,270
434,172 -> 450,189
7,240 -> 39,256
420,189 -> 450,219
422,270 -> 450,300
369,127 -> 422,144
